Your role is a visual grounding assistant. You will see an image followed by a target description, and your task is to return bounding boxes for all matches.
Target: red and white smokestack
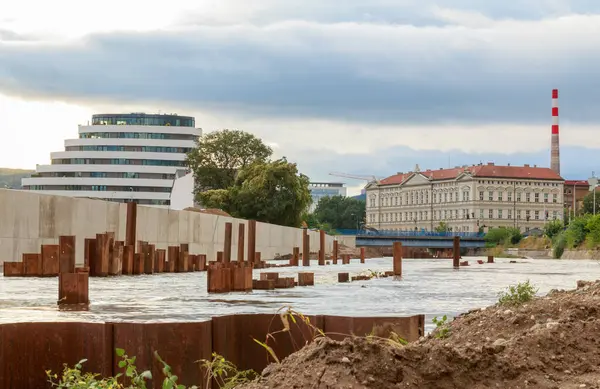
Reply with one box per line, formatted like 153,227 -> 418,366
551,89 -> 560,175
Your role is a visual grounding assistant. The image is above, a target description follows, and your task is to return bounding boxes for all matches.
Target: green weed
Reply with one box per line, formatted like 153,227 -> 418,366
498,280 -> 538,306
432,315 -> 450,339
199,352 -> 256,389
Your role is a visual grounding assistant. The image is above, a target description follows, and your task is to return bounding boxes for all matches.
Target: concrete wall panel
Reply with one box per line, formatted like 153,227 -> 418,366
0,189 -> 335,266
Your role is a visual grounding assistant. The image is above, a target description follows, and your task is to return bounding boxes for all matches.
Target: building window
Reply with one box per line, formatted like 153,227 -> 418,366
517,193 -> 522,202
489,209 -> 493,219
498,209 -> 503,219
535,210 -> 539,220
508,210 -> 512,219
489,191 -> 493,201
535,193 -> 540,203
498,192 -> 503,201
526,210 -> 531,220
508,192 -> 512,202
517,210 -> 522,219
553,210 -> 558,219
424,211 -> 428,220
444,193 -> 448,202
433,193 -> 437,203
553,193 -> 557,203
479,191 -> 484,201
526,193 -> 531,202
480,209 -> 484,219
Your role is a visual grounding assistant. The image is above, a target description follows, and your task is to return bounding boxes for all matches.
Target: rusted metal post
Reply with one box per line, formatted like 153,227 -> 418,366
125,202 -> 137,249
333,240 -> 338,264
302,228 -> 310,266
393,242 -> 402,277
298,272 -> 314,286
95,233 -> 109,277
217,251 -> 224,263
58,235 -> 76,274
122,245 -> 134,275
237,223 -> 245,262
319,230 -> 326,266
291,247 -> 299,266
58,271 -> 89,308
248,220 -> 257,264
453,236 -> 460,268
487,255 -> 494,263
338,273 -> 349,283
224,222 -> 233,263
360,247 -> 365,264
23,253 -> 42,277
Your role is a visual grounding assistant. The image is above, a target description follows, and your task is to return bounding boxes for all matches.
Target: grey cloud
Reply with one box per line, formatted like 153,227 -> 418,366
1,4 -> 600,124
176,0 -> 600,26
0,29 -> 30,41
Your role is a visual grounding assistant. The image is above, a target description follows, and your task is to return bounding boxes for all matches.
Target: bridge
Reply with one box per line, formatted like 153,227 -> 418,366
336,229 -> 487,248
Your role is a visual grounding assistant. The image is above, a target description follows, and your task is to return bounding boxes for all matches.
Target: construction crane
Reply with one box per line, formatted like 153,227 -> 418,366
329,172 -> 380,184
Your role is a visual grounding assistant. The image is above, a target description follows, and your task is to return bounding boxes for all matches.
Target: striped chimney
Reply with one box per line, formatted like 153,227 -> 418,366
550,89 -> 560,175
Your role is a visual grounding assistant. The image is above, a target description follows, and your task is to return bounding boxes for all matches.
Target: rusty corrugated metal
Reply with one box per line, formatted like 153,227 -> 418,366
0,322 -> 113,389
112,322 -> 212,389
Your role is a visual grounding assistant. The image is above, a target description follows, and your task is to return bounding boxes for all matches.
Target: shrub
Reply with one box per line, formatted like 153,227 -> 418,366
553,232 -> 566,259
498,280 -> 538,306
484,227 -> 522,246
564,214 -> 592,248
543,219 -> 564,240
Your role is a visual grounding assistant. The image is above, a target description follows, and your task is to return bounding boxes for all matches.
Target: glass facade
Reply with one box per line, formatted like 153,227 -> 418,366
51,158 -> 185,167
80,132 -> 196,140
91,113 -> 195,127
65,146 -> 191,153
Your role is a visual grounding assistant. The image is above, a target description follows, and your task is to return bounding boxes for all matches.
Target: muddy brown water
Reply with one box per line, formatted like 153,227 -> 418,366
1,257 -> 598,332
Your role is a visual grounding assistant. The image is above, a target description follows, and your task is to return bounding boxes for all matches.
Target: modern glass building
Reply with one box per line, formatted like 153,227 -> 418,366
22,113 -> 201,207
308,182 -> 347,211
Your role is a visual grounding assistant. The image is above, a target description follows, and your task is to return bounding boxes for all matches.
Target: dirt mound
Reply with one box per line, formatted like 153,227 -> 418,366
237,280 -> 600,389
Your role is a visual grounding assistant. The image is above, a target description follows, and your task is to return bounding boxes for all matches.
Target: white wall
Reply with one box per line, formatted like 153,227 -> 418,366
0,189 -> 334,266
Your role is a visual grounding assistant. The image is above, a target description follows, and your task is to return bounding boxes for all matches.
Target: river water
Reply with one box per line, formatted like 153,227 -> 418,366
1,257 -> 598,331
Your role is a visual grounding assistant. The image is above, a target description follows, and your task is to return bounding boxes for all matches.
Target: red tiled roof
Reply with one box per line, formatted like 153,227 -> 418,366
564,180 -> 589,186
378,164 -> 563,186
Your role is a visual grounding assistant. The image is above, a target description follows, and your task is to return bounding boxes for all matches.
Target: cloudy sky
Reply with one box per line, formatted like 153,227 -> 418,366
1,0 -> 600,195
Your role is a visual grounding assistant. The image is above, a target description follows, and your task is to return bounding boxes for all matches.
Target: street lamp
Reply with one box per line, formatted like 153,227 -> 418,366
588,175 -> 599,215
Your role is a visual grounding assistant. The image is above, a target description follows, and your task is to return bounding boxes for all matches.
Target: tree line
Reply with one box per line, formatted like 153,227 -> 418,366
185,129 -> 365,230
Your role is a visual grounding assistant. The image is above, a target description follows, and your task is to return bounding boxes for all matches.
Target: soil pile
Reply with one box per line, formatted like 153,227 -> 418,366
238,280 -> 600,389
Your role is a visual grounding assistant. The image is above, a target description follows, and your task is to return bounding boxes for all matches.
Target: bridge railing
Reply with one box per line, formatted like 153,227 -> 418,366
336,229 -> 484,238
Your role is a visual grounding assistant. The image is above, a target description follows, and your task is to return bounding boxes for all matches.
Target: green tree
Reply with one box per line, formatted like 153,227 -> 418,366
198,158 -> 312,227
564,214 -> 592,248
186,129 -> 273,193
543,219 -> 564,240
434,222 -> 449,233
582,191 -> 600,215
313,195 -> 366,230
484,227 -> 522,246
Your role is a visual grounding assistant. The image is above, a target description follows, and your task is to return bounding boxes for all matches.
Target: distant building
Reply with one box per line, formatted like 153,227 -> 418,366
22,113 -> 201,207
564,180 -> 591,218
365,163 -> 564,233
308,182 -> 347,212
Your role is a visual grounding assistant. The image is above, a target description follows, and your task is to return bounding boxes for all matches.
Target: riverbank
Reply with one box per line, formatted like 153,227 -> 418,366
239,279 -> 600,388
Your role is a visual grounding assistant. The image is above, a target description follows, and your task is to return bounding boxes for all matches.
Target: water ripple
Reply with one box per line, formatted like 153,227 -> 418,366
1,257 -> 599,332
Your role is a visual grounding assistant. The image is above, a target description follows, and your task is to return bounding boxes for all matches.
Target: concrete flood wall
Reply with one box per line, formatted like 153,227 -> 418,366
0,314 -> 424,389
0,189 -> 334,266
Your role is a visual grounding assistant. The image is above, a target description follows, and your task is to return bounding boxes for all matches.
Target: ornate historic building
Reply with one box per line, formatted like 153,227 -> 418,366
365,163 -> 564,233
